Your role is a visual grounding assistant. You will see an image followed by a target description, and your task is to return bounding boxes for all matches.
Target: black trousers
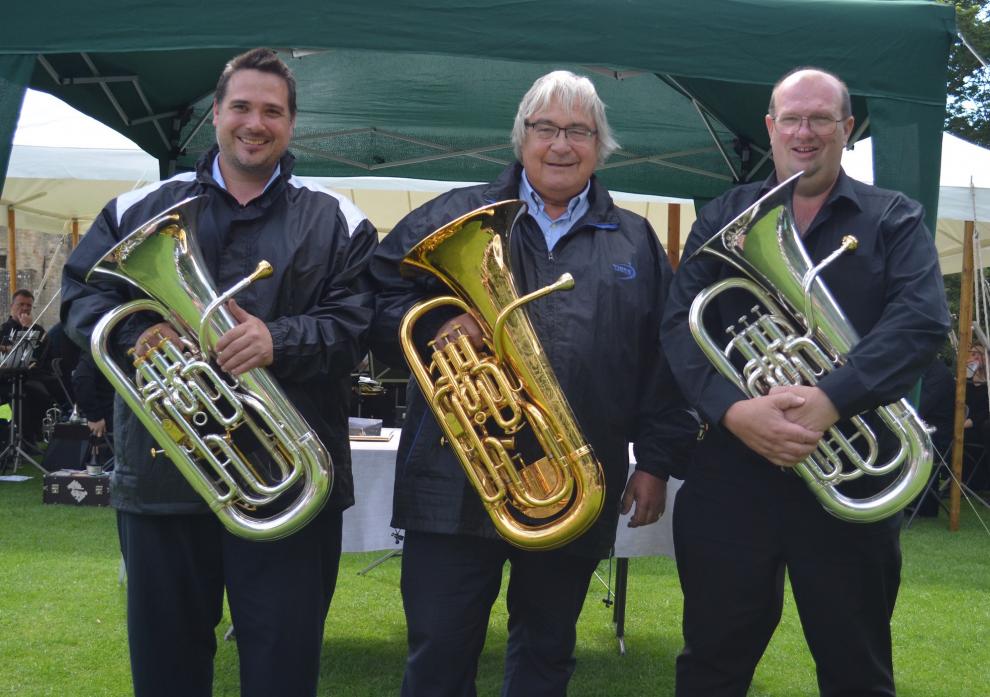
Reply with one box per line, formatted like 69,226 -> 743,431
673,470 -> 901,697
117,505 -> 343,697
399,530 -> 599,697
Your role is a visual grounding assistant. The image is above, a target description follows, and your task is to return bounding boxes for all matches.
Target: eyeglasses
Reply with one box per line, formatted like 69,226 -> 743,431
525,120 -> 598,144
772,114 -> 844,136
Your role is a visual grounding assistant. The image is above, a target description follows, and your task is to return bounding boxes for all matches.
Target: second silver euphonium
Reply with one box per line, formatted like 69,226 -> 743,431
87,196 -> 332,541
687,172 -> 932,523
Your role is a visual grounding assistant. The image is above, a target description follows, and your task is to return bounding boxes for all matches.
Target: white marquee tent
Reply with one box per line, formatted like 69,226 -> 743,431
1,143 -> 695,250
3,87 -> 987,275
841,132 -> 990,275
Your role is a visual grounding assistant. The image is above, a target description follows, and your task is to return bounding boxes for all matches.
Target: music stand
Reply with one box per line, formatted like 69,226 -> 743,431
0,330 -> 46,475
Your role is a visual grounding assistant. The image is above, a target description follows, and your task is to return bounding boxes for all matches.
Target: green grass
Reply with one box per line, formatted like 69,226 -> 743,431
1,476 -> 988,696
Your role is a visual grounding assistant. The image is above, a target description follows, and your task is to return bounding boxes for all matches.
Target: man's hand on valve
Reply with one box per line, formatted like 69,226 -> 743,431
214,299 -> 273,376
134,322 -> 181,358
433,312 -> 484,351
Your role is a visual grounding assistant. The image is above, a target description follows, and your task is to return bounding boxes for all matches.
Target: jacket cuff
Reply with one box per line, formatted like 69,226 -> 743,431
816,368 -> 869,420
633,461 -> 669,482
700,379 -> 747,427
267,320 -> 287,365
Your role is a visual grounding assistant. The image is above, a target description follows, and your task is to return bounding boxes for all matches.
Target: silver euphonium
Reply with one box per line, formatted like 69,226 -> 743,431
87,196 -> 332,540
688,172 -> 932,523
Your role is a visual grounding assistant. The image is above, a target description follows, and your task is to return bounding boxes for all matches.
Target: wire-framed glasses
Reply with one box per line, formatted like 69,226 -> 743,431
772,114 -> 843,136
525,120 -> 598,144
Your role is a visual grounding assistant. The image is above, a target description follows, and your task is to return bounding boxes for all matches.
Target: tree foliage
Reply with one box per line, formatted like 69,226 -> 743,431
945,1 -> 990,147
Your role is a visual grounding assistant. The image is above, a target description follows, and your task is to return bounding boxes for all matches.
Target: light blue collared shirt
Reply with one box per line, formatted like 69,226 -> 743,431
212,154 -> 281,195
519,171 -> 591,252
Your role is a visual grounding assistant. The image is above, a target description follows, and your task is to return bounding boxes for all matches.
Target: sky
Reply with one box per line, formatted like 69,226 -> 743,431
14,89 -> 140,150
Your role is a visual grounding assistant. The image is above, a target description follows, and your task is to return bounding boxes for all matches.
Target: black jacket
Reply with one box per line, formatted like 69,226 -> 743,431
61,146 -> 377,515
368,162 -> 695,558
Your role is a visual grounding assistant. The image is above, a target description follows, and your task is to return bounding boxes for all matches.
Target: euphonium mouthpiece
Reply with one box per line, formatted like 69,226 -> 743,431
252,261 -> 274,281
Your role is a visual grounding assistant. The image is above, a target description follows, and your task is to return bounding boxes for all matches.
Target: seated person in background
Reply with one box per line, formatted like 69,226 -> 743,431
0,289 -> 54,444
71,351 -> 114,439
1,289 -> 42,340
964,343 -> 990,490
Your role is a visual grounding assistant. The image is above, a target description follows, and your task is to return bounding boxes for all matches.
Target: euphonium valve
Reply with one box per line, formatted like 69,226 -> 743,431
87,196 -> 332,541
687,172 -> 932,523
399,200 -> 605,550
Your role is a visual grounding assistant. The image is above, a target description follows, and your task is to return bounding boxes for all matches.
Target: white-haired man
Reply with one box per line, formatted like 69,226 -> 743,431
368,70 -> 694,696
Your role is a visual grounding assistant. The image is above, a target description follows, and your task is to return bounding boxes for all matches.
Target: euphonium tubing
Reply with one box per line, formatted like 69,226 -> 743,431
686,172 -> 932,523
87,196 -> 332,541
399,200 -> 605,550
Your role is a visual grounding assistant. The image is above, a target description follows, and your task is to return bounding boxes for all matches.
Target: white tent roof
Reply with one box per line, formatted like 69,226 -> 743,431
2,145 -> 160,235
842,132 -> 990,275
12,104 -> 989,275
1,144 -> 695,244
4,91 -> 983,273
842,132 -> 990,222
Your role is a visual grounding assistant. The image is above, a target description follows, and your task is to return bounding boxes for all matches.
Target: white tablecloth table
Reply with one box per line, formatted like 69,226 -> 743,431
342,428 -> 405,553
344,428 -> 680,559
344,429 -> 679,652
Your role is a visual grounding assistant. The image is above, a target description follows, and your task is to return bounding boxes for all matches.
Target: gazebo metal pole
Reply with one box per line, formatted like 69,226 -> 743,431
6,206 -> 16,297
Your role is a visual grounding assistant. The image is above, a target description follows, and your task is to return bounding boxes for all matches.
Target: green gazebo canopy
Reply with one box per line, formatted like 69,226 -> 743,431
0,0 -> 956,227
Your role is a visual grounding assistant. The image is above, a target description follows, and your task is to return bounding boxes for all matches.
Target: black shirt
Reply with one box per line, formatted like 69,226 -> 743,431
661,170 -> 950,476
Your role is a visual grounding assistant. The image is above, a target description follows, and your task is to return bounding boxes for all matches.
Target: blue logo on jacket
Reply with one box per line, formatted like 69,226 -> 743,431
613,263 -> 636,280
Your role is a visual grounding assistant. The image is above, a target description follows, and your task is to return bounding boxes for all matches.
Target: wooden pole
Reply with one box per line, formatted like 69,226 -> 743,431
6,206 -> 16,298
667,203 -> 681,270
71,218 -> 79,249
949,219 -> 976,531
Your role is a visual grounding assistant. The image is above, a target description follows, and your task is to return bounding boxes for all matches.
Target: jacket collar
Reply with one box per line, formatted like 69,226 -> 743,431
481,161 -> 620,229
195,145 -> 297,205
758,167 -> 864,214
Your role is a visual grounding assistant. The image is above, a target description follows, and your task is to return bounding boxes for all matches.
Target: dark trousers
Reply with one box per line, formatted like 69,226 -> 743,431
117,505 -> 343,697
399,531 -> 599,697
673,472 -> 901,697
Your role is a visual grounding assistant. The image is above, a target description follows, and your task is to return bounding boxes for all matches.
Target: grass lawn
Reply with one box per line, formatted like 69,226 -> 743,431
1,475 -> 988,696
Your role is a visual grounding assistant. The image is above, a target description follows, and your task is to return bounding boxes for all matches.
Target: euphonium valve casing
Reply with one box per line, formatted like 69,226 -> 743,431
87,196 -> 332,541
399,200 -> 605,550
687,172 -> 932,523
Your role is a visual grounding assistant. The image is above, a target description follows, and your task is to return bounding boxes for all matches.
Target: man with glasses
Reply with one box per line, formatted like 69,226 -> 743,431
661,67 -> 949,695
369,70 -> 694,696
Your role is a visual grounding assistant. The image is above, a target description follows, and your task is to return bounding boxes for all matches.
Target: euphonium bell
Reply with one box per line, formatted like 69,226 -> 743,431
87,196 -> 332,541
687,172 -> 932,523
399,200 -> 605,550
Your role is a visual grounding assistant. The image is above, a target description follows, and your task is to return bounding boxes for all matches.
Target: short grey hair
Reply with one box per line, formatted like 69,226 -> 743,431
510,70 -> 619,165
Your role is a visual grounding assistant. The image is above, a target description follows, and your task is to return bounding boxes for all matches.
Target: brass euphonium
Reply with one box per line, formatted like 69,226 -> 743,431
399,200 -> 605,550
688,172 -> 932,523
87,196 -> 332,541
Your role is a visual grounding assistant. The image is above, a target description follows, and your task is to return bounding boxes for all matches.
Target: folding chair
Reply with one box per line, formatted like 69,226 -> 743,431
904,441 -> 952,527
962,440 -> 990,492
905,437 -> 990,528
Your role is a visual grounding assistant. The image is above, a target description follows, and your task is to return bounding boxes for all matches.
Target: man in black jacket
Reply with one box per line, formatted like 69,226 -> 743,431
0,289 -> 53,444
61,48 -> 376,697
369,70 -> 694,696
660,67 -> 950,696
